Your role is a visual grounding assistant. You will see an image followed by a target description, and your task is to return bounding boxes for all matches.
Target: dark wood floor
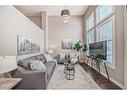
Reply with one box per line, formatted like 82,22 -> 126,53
79,62 -> 121,89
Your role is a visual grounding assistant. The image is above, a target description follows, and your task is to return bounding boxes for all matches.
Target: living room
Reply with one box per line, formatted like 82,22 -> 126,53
0,3 -> 127,91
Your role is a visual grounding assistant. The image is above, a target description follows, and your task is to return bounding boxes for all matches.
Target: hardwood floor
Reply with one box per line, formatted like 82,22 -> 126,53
79,62 -> 121,89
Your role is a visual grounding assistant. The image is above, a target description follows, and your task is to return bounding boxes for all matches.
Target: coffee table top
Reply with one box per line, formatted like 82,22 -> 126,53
64,62 -> 75,69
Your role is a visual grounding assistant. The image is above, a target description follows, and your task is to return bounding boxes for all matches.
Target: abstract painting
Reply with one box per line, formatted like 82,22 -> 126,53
61,39 -> 73,49
17,36 -> 40,55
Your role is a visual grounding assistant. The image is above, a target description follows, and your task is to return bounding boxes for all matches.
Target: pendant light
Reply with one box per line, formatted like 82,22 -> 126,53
61,9 -> 70,23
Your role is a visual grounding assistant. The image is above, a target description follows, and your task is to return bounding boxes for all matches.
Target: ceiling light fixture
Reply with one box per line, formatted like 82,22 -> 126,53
61,9 -> 70,23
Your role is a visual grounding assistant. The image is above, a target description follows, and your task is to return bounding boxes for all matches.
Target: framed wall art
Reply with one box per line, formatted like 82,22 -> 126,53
17,36 -> 40,55
61,39 -> 73,49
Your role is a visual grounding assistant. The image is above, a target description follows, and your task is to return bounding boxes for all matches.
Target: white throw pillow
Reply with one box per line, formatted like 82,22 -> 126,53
71,58 -> 78,63
44,54 -> 52,62
30,60 -> 46,71
60,53 -> 65,59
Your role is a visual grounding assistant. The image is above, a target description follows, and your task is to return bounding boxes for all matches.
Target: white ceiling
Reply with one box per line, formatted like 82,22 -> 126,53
15,6 -> 88,16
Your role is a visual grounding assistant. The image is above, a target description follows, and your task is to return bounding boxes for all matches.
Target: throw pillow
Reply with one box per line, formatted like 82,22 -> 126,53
44,54 -> 53,62
35,54 -> 46,63
18,60 -> 31,70
60,53 -> 65,59
18,57 -> 36,70
30,60 -> 46,71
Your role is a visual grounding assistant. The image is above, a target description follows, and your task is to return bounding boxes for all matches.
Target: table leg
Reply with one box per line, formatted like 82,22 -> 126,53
91,58 -> 94,68
87,57 -> 89,64
104,62 -> 110,80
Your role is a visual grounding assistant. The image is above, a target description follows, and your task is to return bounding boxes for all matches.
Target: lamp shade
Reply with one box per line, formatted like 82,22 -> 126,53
61,9 -> 70,23
0,56 -> 17,74
61,9 -> 70,16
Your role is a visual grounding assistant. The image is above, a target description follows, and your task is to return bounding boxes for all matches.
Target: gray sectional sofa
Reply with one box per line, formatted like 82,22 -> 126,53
12,54 -> 56,89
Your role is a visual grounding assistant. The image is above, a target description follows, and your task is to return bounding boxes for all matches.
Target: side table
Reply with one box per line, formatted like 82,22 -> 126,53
0,78 -> 22,89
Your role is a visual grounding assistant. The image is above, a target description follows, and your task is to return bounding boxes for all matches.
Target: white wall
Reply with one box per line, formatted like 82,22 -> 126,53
27,16 -> 42,29
48,16 -> 83,54
0,6 -> 44,59
28,12 -> 49,52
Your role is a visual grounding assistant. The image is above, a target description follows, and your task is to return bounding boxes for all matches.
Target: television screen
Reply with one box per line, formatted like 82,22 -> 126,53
89,41 -> 107,60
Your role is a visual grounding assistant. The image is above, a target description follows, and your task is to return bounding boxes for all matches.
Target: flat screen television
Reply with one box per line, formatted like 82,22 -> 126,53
89,41 -> 107,60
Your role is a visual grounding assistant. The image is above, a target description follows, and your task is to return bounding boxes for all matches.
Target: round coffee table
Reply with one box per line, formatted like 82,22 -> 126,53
64,62 -> 75,80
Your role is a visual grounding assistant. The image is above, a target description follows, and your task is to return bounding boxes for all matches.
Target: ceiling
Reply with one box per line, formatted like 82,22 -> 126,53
15,6 -> 88,16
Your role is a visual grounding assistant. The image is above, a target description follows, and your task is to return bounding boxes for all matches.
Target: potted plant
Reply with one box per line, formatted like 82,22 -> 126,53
73,41 -> 82,52
95,57 -> 103,73
73,41 -> 88,62
73,41 -> 83,62
82,44 -> 88,52
82,44 -> 88,60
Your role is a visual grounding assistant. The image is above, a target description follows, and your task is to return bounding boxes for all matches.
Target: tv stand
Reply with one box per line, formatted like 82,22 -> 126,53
86,55 -> 110,80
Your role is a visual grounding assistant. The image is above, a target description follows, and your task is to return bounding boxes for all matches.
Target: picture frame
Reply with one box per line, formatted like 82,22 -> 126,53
17,35 -> 40,55
61,39 -> 73,49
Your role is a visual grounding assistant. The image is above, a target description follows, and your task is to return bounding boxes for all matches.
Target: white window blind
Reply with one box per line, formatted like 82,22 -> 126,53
86,13 -> 94,31
96,20 -> 113,63
86,30 -> 94,55
97,6 -> 113,22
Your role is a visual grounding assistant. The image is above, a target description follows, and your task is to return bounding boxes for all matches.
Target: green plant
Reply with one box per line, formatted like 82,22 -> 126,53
82,44 -> 88,52
73,41 -> 88,52
73,41 -> 83,52
95,58 -> 102,66
73,41 -> 88,63
95,57 -> 103,73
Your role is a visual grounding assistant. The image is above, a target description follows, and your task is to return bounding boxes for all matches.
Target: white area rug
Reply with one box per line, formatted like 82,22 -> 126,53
47,64 -> 100,89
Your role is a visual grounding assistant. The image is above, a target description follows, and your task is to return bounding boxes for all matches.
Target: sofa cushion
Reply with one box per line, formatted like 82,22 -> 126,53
45,61 -> 56,80
46,66 -> 54,79
18,57 -> 36,70
30,60 -> 46,71
45,61 -> 56,67
35,54 -> 46,63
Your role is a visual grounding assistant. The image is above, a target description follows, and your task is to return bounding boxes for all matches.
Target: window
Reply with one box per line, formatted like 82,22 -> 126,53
96,20 -> 112,42
86,30 -> 94,55
86,12 -> 94,55
86,13 -> 94,31
96,20 -> 113,63
96,6 -> 113,23
86,5 -> 115,65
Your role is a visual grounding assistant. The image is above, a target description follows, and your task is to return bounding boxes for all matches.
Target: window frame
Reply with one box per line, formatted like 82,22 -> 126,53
86,29 -> 94,56
86,12 -> 94,31
96,15 -> 115,69
96,5 -> 115,24
86,12 -> 95,56
85,6 -> 115,69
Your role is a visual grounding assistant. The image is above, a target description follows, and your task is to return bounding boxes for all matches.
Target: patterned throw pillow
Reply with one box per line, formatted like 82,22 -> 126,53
44,54 -> 53,62
35,54 -> 46,63
30,60 -> 46,71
